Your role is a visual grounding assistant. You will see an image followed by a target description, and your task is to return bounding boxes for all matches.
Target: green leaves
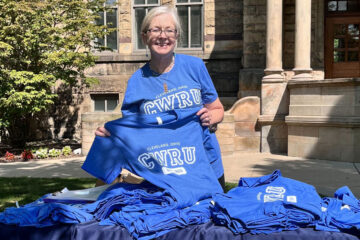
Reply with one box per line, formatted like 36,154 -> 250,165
0,0 -> 107,142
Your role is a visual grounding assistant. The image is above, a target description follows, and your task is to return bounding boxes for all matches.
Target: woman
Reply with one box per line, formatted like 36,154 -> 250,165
96,5 -> 225,189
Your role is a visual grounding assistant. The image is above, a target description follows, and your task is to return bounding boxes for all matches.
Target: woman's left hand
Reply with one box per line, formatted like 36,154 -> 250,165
196,107 -> 212,126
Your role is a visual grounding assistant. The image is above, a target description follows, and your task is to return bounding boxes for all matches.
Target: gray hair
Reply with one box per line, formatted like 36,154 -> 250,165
140,5 -> 182,39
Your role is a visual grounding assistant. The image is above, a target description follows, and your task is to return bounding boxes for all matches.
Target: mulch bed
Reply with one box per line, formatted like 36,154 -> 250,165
0,153 -> 83,163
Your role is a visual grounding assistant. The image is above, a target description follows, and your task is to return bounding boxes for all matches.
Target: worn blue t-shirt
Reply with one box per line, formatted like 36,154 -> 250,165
121,54 -> 224,178
82,108 -> 223,208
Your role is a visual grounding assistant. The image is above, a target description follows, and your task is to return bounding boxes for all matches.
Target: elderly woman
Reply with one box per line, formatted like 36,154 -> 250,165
96,5 -> 225,189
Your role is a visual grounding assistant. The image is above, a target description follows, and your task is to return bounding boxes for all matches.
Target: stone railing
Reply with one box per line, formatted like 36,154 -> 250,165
216,96 -> 261,155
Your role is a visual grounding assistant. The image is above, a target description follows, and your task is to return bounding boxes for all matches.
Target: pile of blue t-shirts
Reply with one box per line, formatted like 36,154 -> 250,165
101,198 -> 212,240
211,170 -> 323,234
0,194 -> 93,227
84,182 -> 212,240
84,181 -> 175,220
316,186 -> 360,232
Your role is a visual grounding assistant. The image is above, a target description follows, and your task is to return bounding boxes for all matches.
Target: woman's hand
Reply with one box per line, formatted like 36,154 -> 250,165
95,127 -> 111,137
196,107 -> 212,127
196,98 -> 224,127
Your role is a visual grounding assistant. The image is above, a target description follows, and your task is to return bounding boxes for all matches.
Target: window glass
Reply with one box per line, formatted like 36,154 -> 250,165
96,12 -> 105,47
107,0 -> 117,5
178,6 -> 189,48
176,1 -> 202,49
107,99 -> 118,111
133,1 -> 159,50
135,8 -> 146,49
334,24 -> 347,35
107,10 -> 118,50
348,36 -> 359,48
334,51 -> 345,62
348,51 -> 359,61
328,1 -> 337,11
190,5 -> 201,48
94,99 -> 106,112
95,1 -> 118,50
348,24 -> 359,35
338,1 -> 347,10
334,38 -> 345,48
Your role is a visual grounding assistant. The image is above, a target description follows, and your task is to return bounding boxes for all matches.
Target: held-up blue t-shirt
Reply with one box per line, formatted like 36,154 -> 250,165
82,107 -> 223,208
120,54 -> 224,178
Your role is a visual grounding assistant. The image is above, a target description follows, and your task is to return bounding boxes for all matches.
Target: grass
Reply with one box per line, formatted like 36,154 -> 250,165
0,178 -> 239,212
0,177 -> 95,211
224,182 -> 238,193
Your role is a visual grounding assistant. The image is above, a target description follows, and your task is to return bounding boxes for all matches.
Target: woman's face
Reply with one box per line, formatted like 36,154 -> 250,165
143,13 -> 178,58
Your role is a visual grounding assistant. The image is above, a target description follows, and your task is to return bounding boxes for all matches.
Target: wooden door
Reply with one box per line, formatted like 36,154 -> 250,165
325,1 -> 360,78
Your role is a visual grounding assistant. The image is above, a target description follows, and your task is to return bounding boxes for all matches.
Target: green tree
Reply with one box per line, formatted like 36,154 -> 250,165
0,0 -> 110,146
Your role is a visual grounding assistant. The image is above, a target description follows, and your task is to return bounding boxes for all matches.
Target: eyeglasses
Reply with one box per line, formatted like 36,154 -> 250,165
146,28 -> 177,37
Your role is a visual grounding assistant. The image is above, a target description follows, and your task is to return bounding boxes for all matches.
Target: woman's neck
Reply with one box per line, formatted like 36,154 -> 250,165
149,54 -> 175,74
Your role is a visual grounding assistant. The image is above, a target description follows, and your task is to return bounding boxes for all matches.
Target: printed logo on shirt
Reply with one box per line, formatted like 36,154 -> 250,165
263,186 -> 286,203
142,88 -> 202,114
137,146 -> 196,175
162,167 -> 187,175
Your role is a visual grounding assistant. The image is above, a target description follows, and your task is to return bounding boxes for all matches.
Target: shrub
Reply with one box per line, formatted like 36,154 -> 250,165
35,148 -> 48,159
21,150 -> 34,160
5,151 -> 14,161
48,148 -> 61,158
61,146 -> 72,156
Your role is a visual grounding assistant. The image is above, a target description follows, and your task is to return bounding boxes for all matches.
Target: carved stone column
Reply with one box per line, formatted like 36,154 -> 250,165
292,0 -> 312,80
260,0 -> 288,153
263,0 -> 284,81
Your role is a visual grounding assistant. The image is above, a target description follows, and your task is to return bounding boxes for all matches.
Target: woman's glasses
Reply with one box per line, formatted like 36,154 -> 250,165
147,28 -> 177,37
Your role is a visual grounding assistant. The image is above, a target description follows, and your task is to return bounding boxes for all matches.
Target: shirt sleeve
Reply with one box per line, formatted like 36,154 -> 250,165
198,60 -> 219,104
82,135 -> 126,184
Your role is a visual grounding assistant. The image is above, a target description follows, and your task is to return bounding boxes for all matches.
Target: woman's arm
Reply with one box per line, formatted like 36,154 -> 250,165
196,98 -> 224,127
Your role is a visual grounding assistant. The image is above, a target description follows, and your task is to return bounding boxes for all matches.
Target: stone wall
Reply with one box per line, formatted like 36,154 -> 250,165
238,0 -> 266,99
286,79 -> 360,162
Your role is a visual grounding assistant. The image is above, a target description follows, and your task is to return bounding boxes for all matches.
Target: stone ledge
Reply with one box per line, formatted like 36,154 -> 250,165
94,50 -> 242,62
81,112 -> 122,122
258,114 -> 286,124
288,77 -> 360,88
285,116 -> 360,127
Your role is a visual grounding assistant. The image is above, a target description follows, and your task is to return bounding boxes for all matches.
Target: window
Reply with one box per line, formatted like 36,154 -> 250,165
133,0 -> 160,50
327,0 -> 360,12
176,0 -> 203,49
95,0 -> 118,50
91,94 -> 119,112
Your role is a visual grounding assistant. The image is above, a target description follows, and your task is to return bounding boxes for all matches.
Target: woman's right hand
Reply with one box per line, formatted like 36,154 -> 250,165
95,127 -> 111,137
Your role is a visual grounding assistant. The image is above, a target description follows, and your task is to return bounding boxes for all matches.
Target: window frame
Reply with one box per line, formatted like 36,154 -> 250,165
175,0 -> 204,50
91,94 -> 119,112
132,0 -> 160,52
94,0 -> 119,52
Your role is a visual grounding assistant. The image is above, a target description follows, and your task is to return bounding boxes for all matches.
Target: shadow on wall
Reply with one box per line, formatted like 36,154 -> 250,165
203,0 -> 243,109
48,83 -> 85,141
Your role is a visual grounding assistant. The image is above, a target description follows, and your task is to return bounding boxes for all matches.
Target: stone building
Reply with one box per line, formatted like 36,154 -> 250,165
65,0 -> 359,163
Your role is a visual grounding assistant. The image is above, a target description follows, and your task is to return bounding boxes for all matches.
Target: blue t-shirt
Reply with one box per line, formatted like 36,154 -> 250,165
121,54 -> 224,178
121,54 -> 218,115
82,107 -> 223,208
212,170 -> 323,234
